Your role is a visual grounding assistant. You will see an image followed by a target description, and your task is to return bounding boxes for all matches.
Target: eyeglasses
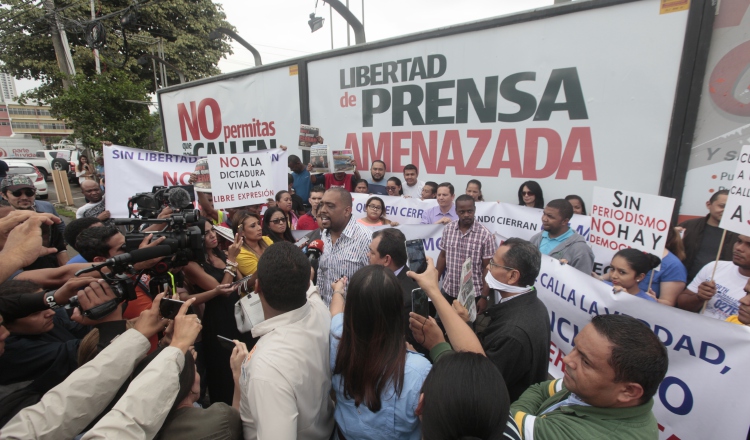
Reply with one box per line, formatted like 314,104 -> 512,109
386,186 -> 398,191
269,218 -> 286,225
367,204 -> 383,211
488,259 -> 516,271
10,188 -> 35,197
522,191 -> 534,196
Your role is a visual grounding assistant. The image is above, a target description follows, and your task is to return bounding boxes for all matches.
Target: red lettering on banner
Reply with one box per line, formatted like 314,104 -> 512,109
163,171 -> 193,186
178,102 -> 199,141
549,341 -> 567,371
348,128 -> 596,180
177,99 -> 222,141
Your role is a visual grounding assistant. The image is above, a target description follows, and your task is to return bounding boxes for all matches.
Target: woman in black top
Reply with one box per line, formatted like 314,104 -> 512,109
182,219 -> 249,406
262,207 -> 295,243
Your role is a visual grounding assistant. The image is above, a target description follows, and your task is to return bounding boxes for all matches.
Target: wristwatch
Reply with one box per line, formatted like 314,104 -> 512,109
45,290 -> 61,309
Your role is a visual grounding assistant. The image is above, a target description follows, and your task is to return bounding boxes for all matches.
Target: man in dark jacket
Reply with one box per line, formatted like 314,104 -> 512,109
679,189 -> 738,283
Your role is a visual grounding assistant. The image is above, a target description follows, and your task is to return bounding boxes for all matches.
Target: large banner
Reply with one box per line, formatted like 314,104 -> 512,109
207,150 -> 288,209
159,66 -> 303,159
536,256 -> 750,440
308,0 -> 689,209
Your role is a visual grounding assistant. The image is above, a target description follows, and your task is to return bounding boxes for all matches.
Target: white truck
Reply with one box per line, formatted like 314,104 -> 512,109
0,136 -> 46,159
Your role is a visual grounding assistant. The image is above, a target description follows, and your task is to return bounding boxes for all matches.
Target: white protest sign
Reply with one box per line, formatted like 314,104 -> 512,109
719,145 -> 750,236
104,145 -> 201,218
590,187 -> 675,258
536,256 -> 750,440
206,150 -> 287,209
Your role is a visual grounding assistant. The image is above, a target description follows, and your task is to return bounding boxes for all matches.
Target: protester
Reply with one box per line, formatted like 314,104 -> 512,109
679,190 -> 738,283
238,241 -> 334,439
465,179 -> 484,201
354,179 -> 369,194
234,211 -> 273,277
436,195 -> 495,313
421,181 -> 437,200
402,164 -> 425,198
297,186 -> 324,231
387,177 -> 404,196
308,162 -> 361,191
262,207 -> 295,244
421,182 -> 457,225
275,190 -> 299,230
518,180 -> 544,208
288,154 -> 315,202
287,174 -> 307,215
511,314 -> 668,439
677,234 -> 750,321
94,156 -> 104,182
182,220 -> 246,406
564,194 -> 587,215
430,238 -> 549,401
368,228 -> 426,354
63,217 -> 104,264
329,265 -> 431,439
1,175 -> 68,268
75,156 -> 95,186
725,279 -> 750,325
133,347 -> 242,439
367,160 -> 388,195
76,181 -> 110,222
600,249 -> 661,302
530,199 -> 594,274
358,196 -> 399,226
317,187 -> 372,306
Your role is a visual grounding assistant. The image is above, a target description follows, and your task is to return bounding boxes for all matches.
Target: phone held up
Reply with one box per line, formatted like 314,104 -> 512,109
217,335 -> 236,351
405,239 -> 428,274
411,288 -> 429,318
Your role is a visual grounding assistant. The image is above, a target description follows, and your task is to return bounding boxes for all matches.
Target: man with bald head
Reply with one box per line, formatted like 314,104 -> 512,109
317,187 -> 371,305
76,180 -> 110,222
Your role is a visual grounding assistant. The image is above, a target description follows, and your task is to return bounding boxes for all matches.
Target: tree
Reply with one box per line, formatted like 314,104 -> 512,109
0,0 -> 234,98
47,70 -> 160,149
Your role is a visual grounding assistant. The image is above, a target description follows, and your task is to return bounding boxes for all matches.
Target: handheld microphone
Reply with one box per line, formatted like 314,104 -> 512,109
307,239 -> 324,257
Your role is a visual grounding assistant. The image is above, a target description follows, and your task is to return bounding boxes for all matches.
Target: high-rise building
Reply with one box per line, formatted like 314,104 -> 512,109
0,73 -> 18,102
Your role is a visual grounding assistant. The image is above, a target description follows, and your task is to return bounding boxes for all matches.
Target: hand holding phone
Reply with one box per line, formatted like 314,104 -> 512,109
217,335 -> 237,351
405,239 -> 428,274
411,288 -> 429,318
159,298 -> 185,320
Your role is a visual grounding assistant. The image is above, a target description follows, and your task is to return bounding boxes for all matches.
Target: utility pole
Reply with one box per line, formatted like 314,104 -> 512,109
90,0 -> 100,74
43,0 -> 76,88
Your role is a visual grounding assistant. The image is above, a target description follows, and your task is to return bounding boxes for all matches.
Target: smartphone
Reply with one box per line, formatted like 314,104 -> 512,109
159,298 -> 185,319
41,223 -> 51,248
405,239 -> 427,274
411,288 -> 429,318
217,335 -> 236,351
232,274 -> 253,287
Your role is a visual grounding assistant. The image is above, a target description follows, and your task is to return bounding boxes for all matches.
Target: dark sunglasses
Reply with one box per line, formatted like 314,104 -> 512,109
10,188 -> 35,197
269,218 -> 286,225
522,191 -> 535,196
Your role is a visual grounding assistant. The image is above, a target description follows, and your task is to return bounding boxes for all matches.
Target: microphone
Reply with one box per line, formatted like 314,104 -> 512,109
167,187 -> 194,211
307,239 -> 323,257
106,245 -> 173,266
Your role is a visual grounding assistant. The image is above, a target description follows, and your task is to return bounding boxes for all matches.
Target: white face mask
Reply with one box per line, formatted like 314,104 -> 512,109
485,271 -> 534,294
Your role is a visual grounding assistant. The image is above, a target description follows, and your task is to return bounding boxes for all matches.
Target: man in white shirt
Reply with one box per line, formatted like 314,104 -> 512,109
677,234 -> 750,321
76,180 -> 110,221
240,241 -> 334,439
402,164 -> 424,198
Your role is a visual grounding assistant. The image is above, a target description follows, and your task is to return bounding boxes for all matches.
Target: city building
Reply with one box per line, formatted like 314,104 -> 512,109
0,73 -> 17,102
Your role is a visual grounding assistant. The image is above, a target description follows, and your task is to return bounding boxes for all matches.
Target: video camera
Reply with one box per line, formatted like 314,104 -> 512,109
127,185 -> 196,218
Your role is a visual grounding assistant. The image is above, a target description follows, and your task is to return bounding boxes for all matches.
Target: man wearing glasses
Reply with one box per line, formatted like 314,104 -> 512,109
1,175 -> 68,268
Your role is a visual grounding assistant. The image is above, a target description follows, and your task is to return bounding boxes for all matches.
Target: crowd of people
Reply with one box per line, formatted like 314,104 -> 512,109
0,149 -> 746,440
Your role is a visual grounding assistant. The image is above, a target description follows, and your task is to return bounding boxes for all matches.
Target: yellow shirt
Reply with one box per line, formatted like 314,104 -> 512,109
236,236 -> 273,277
725,315 -> 746,325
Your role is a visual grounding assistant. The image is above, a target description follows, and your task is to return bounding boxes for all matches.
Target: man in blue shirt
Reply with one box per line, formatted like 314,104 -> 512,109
529,199 -> 594,274
288,154 -> 315,202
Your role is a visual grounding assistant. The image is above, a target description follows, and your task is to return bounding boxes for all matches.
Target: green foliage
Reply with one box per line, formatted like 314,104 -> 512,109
0,0 -> 234,97
47,70 -> 159,149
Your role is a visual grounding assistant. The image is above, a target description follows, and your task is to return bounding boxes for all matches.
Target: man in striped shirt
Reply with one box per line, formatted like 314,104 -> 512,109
317,187 -> 371,306
511,314 -> 668,440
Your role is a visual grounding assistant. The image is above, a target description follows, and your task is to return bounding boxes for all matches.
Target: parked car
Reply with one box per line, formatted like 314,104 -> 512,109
35,149 -> 82,183
4,159 -> 49,199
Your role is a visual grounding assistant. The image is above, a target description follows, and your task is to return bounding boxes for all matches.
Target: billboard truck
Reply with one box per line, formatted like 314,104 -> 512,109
158,0 -> 731,221
0,137 -> 46,159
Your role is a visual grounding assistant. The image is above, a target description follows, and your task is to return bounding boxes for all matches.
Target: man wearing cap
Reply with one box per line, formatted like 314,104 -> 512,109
1,175 -> 69,268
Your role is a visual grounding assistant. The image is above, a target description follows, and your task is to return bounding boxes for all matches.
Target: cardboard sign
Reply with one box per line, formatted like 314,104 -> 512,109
207,150 -> 287,209
590,187 -> 675,259
719,145 -> 750,236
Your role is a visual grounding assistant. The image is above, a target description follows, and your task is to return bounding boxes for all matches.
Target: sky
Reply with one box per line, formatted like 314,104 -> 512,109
15,0 -> 554,95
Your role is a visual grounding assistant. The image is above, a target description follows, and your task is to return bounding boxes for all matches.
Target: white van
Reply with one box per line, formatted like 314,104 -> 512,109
0,136 -> 46,159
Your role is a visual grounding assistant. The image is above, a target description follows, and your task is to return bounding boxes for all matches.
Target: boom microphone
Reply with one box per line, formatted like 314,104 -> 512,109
106,245 -> 173,266
167,187 -> 194,211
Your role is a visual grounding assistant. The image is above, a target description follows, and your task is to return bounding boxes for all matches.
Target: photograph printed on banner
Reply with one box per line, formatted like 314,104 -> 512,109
331,149 -> 355,173
458,257 -> 477,322
310,144 -> 329,173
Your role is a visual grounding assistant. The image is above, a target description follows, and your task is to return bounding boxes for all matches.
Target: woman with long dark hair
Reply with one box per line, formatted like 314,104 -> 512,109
564,194 -> 587,215
465,179 -> 484,202
262,207 -> 295,244
387,177 -> 404,197
604,248 -> 661,302
329,265 -> 431,439
517,180 -> 544,208
76,155 -> 95,186
357,196 -> 399,226
275,190 -> 299,230
181,218 -> 246,406
234,211 -> 273,277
